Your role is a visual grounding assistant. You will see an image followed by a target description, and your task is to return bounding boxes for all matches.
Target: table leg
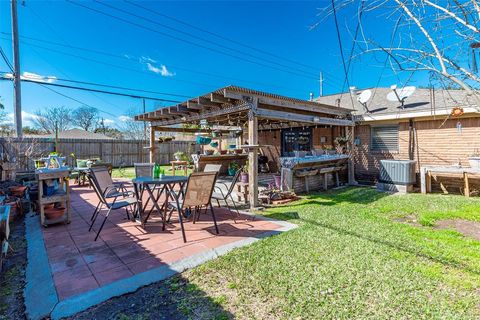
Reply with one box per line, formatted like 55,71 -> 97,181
133,183 -> 143,223
143,184 -> 166,227
172,163 -> 176,176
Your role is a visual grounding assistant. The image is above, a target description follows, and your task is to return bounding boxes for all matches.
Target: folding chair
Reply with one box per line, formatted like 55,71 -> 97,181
134,163 -> 154,178
87,167 -> 137,241
211,167 -> 242,222
203,164 -> 222,172
168,172 -> 219,242
87,166 -> 130,221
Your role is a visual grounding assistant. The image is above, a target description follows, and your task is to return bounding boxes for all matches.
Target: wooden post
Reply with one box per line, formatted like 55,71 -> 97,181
464,172 -> 470,197
149,126 -> 155,163
248,99 -> 258,209
346,125 -> 356,185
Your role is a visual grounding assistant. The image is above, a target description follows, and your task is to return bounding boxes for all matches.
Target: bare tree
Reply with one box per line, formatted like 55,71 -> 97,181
119,110 -> 148,140
32,106 -> 72,133
72,106 -> 99,131
318,0 -> 480,109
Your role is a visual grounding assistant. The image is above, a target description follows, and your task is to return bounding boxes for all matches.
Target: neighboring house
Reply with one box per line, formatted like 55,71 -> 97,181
27,128 -> 115,140
316,88 -> 480,186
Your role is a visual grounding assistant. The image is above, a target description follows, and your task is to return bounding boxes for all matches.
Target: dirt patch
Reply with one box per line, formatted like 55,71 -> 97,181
394,214 -> 422,227
0,218 -> 27,320
435,219 -> 480,241
69,275 -> 232,320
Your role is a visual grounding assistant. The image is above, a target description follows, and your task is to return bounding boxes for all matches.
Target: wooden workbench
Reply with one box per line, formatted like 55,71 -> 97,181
195,154 -> 248,174
420,166 -> 480,197
36,168 -> 71,226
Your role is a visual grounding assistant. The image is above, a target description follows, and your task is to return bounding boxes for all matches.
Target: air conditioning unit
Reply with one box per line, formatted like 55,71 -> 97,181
377,160 -> 416,193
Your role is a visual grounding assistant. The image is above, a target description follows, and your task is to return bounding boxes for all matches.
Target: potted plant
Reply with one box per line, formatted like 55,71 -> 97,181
240,162 -> 249,183
174,151 -> 185,161
468,149 -> 480,169
335,136 -> 349,146
228,161 -> 239,176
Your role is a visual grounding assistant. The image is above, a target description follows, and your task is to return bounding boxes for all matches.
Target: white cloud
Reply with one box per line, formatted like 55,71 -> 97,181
4,71 -> 57,83
146,63 -> 175,77
5,111 -> 42,126
118,115 -> 132,122
140,56 -> 157,63
103,118 -> 115,125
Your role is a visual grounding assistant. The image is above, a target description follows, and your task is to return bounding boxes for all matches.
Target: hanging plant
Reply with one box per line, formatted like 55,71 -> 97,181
335,136 -> 349,145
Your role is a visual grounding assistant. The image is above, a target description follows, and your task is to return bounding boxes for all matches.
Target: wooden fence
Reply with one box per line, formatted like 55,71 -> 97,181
0,138 -> 199,171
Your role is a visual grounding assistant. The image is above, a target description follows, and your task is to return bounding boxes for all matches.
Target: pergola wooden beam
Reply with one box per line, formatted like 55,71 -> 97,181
256,108 -> 354,126
223,89 -> 351,117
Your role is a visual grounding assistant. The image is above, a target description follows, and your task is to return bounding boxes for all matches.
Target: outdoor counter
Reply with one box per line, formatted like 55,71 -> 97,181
280,155 -> 349,193
195,154 -> 248,174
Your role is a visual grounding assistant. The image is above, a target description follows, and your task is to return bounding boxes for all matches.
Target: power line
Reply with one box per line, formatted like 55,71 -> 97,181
0,46 -> 13,72
1,34 -> 308,91
0,75 -> 181,102
331,0 -> 355,109
123,0 -> 327,73
37,82 -> 125,119
96,0 -> 325,80
66,0 -> 323,81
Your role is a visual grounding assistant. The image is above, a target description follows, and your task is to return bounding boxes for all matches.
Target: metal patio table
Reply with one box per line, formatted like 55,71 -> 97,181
132,176 -> 188,228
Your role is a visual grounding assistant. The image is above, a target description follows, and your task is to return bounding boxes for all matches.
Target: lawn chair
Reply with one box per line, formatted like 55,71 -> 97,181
211,167 -> 242,222
90,162 -> 113,175
168,171 -> 219,243
203,164 -> 222,172
87,167 -> 137,241
86,165 -> 131,221
134,163 -> 154,178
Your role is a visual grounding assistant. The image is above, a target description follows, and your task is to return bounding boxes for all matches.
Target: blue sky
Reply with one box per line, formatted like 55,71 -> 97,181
0,0 -> 422,128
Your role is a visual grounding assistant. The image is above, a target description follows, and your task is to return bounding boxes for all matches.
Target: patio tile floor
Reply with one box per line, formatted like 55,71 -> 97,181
41,183 -> 287,301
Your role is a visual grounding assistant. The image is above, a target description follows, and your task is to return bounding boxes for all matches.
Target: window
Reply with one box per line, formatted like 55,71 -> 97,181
281,128 -> 312,156
370,125 -> 399,152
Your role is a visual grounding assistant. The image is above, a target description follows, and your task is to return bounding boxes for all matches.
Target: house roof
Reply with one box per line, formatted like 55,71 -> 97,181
27,128 -> 115,140
315,88 -> 479,122
135,85 -> 354,129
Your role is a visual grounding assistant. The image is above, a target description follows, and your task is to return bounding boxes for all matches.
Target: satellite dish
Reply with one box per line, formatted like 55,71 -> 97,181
356,89 -> 372,113
387,85 -> 416,108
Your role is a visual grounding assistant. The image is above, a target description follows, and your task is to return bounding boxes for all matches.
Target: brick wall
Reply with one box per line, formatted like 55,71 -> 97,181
354,117 -> 480,192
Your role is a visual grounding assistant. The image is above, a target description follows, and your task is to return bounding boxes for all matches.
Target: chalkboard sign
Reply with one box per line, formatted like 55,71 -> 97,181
281,128 -> 312,156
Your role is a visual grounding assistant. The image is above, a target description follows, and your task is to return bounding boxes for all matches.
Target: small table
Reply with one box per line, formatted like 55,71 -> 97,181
132,176 -> 188,228
73,167 -> 89,185
170,161 -> 188,176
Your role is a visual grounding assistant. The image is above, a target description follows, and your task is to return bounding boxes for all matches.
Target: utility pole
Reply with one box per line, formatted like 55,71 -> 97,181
319,72 -> 324,97
11,0 -> 22,137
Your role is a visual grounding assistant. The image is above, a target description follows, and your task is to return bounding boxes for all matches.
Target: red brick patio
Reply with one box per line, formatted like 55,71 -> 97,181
42,183 -> 285,300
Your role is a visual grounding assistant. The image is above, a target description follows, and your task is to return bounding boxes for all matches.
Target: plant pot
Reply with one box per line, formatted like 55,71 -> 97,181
220,150 -> 228,155
204,150 -> 214,156
9,186 -> 27,198
468,157 -> 480,169
273,174 -> 282,189
45,206 -> 65,220
240,172 -> 249,183
227,168 -> 236,176
235,149 -> 243,154
175,155 -> 182,161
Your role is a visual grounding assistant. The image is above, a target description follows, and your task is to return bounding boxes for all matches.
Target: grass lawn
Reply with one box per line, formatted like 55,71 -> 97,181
74,187 -> 480,319
111,166 -> 193,179
180,187 -> 480,319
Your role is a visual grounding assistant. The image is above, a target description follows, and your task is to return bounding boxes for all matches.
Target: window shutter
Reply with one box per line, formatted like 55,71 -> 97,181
371,126 -> 399,152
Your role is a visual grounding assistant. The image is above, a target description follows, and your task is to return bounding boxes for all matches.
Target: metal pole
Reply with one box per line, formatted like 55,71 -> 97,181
319,72 -> 324,97
11,0 -> 22,137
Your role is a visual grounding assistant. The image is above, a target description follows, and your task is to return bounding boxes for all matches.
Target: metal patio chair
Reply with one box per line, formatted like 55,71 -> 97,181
134,163 -> 154,178
87,166 -> 131,221
211,167 -> 242,222
87,167 -> 137,241
167,171 -> 219,243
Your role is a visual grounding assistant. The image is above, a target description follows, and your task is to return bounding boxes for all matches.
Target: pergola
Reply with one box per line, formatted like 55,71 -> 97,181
135,85 -> 354,208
